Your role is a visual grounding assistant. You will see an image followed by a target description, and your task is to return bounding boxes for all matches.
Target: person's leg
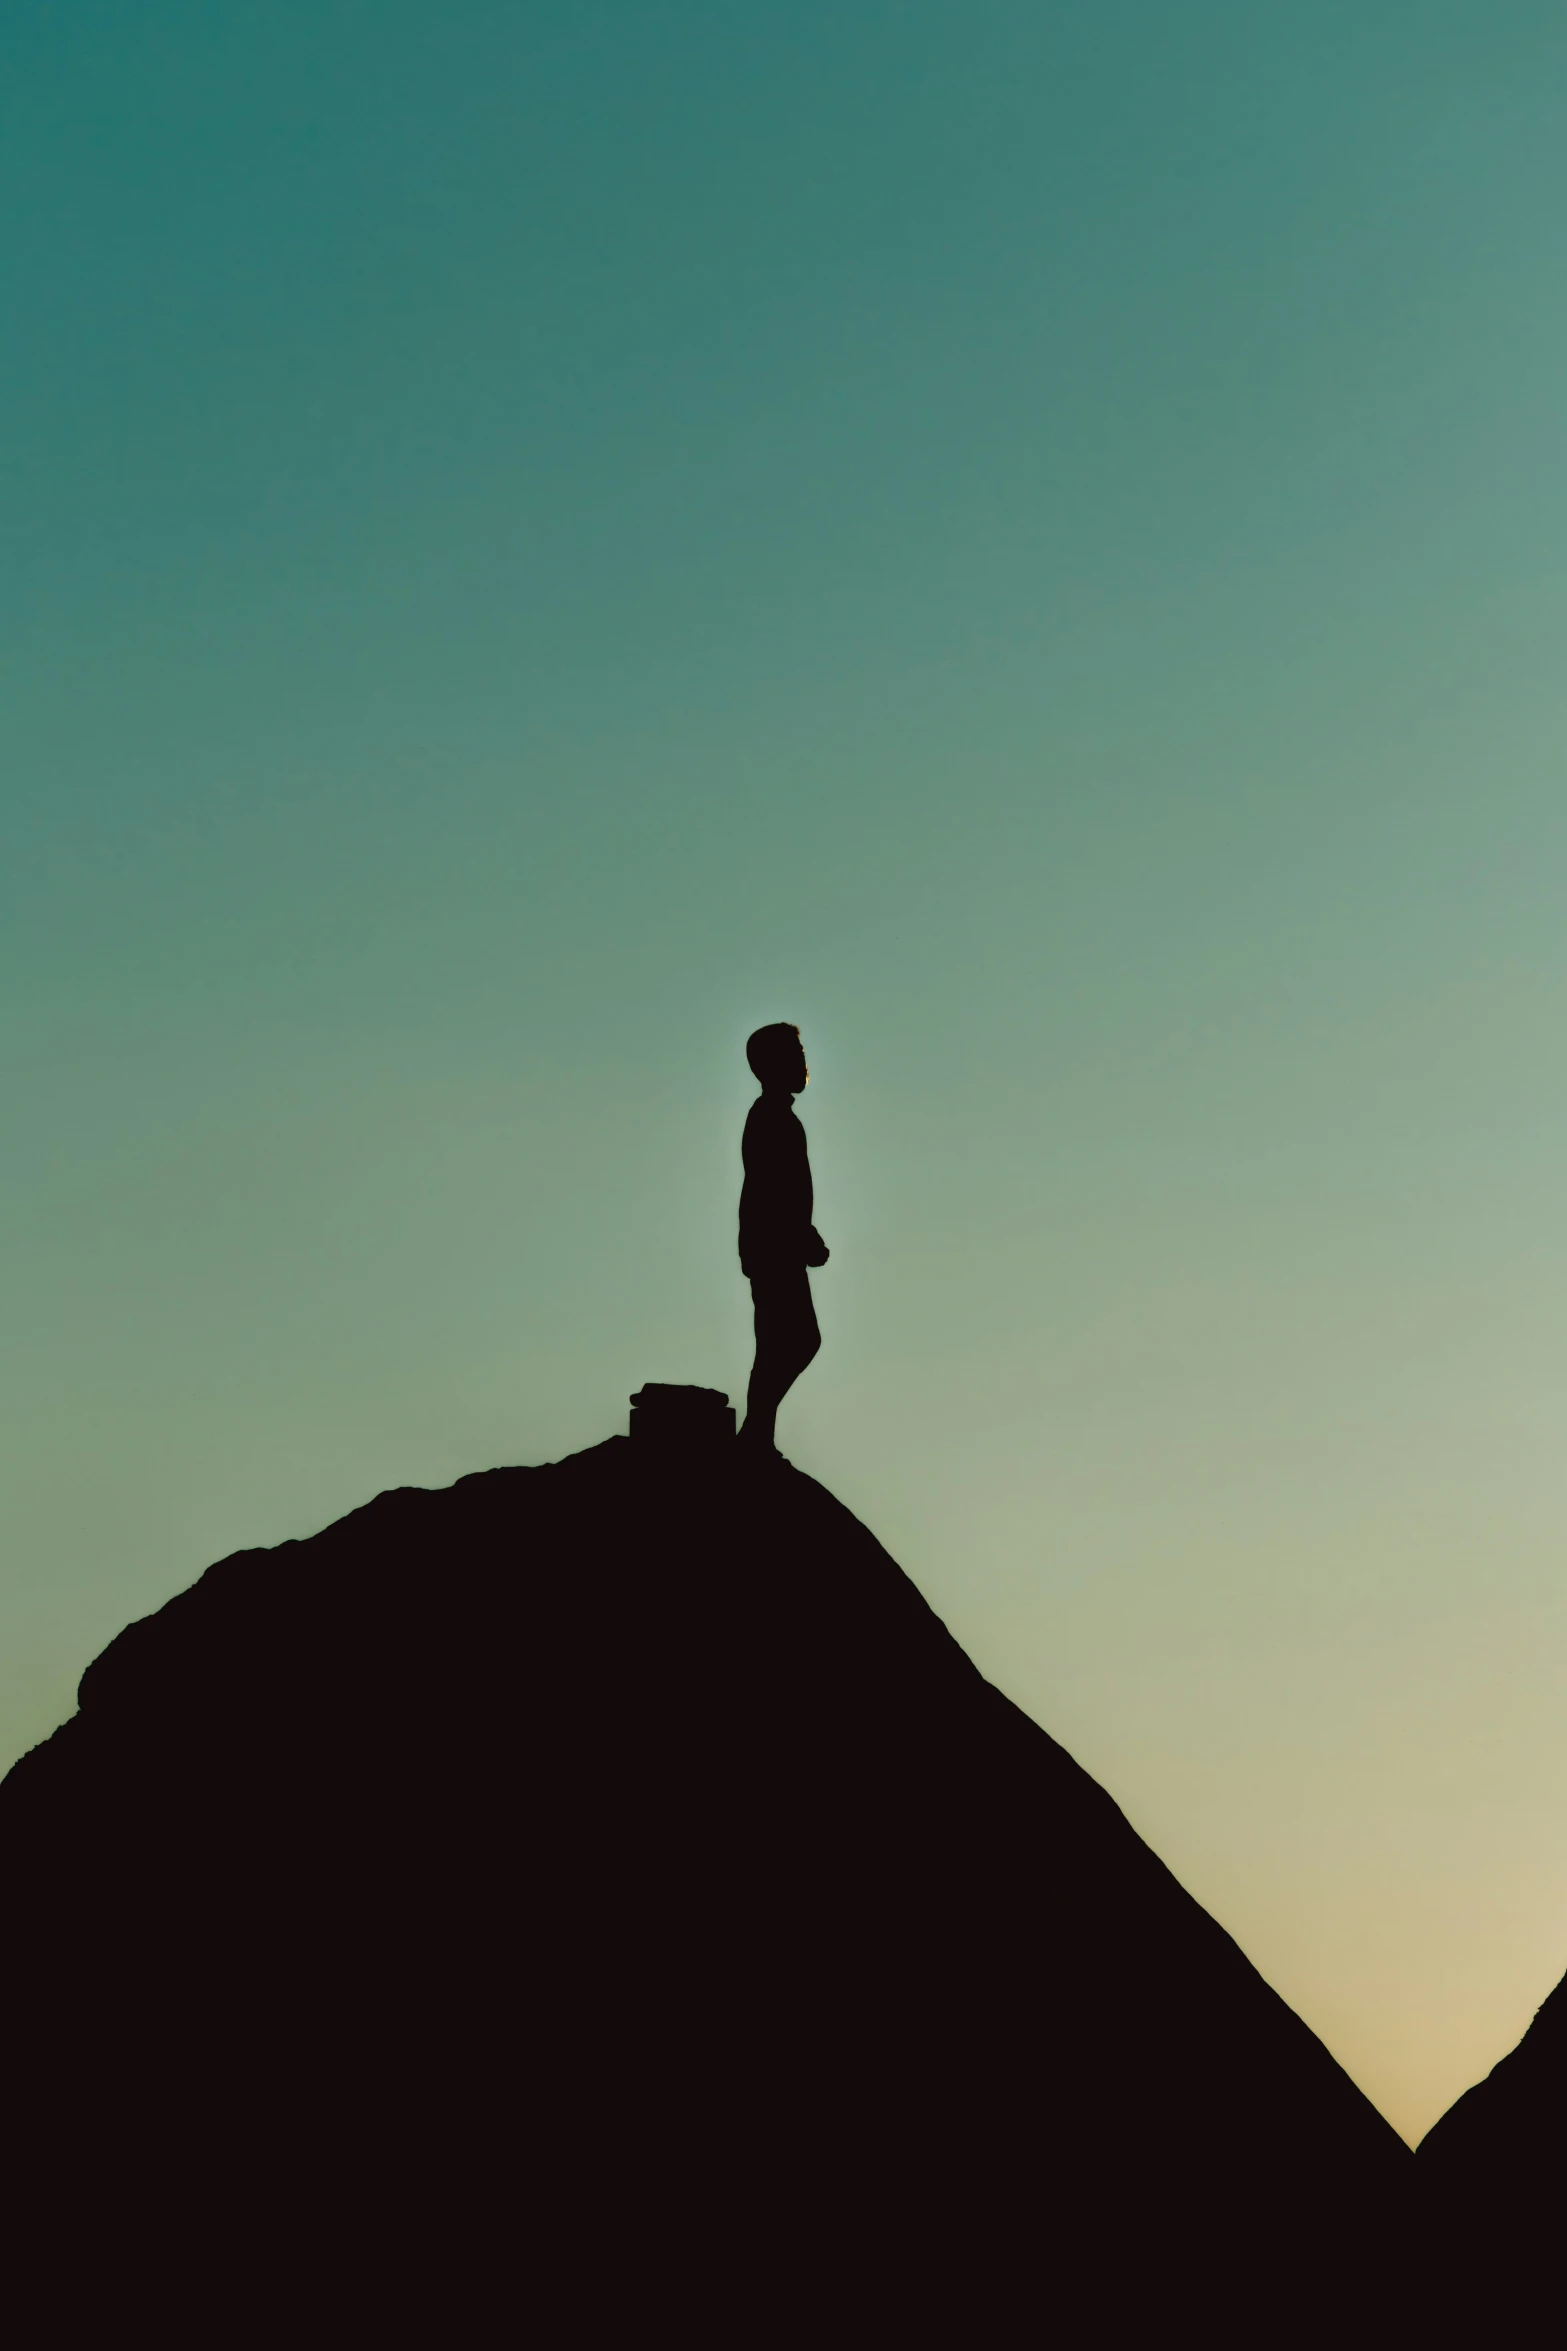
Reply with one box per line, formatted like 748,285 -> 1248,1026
743,1270 -> 820,1450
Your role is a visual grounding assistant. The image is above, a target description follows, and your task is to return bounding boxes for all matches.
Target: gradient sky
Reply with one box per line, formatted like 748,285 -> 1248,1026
6,1 -> 1567,2144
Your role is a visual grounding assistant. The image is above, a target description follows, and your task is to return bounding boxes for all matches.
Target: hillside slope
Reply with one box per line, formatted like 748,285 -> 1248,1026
1417,1962 -> 1565,2330
0,1434 -> 1410,2338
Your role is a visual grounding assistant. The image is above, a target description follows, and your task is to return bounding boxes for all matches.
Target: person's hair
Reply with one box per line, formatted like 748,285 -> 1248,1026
746,1022 -> 802,1083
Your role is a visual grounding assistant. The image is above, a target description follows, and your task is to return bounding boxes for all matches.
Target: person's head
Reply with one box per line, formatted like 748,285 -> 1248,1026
746,1022 -> 808,1095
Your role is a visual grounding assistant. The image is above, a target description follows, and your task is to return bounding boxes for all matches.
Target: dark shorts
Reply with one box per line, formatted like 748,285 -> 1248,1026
749,1265 -> 819,1356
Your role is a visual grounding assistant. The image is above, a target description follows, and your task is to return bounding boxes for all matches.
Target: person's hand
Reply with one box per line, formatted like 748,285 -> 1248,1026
806,1227 -> 830,1267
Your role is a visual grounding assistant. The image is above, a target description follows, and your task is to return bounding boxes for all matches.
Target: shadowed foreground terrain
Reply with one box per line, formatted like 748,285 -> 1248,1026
1418,1962 -> 1565,2329
1,1430 -> 1412,2338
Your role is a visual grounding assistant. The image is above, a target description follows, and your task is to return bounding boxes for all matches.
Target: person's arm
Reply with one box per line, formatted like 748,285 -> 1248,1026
798,1117 -> 827,1264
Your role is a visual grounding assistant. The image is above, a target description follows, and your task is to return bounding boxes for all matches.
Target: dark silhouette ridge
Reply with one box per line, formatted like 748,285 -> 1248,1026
740,1022 -> 828,1450
1,1425 -> 1411,2340
1416,1964 -> 1567,2330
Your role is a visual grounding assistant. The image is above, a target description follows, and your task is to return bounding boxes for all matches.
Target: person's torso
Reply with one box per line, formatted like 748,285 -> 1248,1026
739,1097 -> 812,1268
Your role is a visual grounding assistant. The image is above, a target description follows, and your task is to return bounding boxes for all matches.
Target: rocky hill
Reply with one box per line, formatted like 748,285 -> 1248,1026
0,1425 -> 1411,2338
1417,1962 -> 1564,2330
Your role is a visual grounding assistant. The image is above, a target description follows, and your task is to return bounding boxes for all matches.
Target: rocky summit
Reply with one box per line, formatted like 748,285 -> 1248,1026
1,1433 -> 1412,2339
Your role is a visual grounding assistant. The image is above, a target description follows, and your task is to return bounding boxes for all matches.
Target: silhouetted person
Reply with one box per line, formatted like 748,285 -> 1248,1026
738,1023 -> 828,1453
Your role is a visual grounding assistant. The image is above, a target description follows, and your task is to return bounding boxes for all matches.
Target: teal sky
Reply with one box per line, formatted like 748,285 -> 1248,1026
5,2 -> 1567,2142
